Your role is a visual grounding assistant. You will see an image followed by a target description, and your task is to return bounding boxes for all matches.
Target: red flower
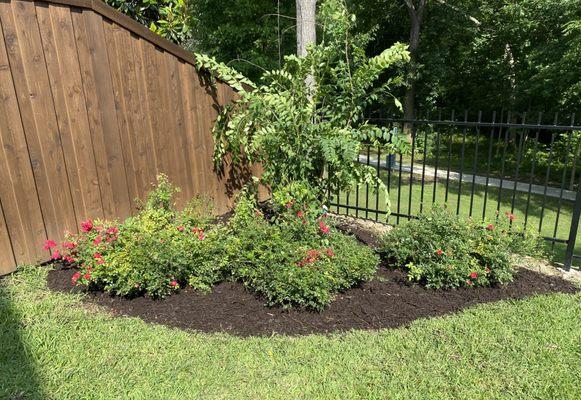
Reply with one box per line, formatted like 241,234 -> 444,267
169,280 -> 178,287
93,235 -> 102,246
106,236 -> 117,243
198,232 -> 205,241
469,272 -> 478,279
63,255 -> 75,264
106,227 -> 119,235
319,220 -> 330,235
326,248 -> 335,257
43,240 -> 57,250
62,241 -> 76,250
486,224 -> 495,231
83,273 -> 91,280
435,249 -> 444,256
51,250 -> 61,260
71,272 -> 81,284
296,210 -> 304,218
177,226 -> 185,232
504,212 -> 516,222
466,279 -> 473,286
80,219 -> 94,233
191,227 -> 203,233
93,252 -> 102,259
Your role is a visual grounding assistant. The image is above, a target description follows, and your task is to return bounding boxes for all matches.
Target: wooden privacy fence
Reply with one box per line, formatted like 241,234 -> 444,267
0,0 -> 246,275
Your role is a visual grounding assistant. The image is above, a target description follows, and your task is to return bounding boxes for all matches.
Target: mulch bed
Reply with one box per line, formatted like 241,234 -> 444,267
44,215 -> 579,337
46,265 -> 578,337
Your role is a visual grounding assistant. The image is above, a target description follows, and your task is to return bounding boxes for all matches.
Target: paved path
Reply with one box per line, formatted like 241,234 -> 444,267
358,155 -> 577,202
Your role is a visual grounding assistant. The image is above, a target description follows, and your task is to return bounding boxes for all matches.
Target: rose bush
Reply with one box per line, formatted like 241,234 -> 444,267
378,207 -> 544,289
224,188 -> 379,310
47,176 -> 379,309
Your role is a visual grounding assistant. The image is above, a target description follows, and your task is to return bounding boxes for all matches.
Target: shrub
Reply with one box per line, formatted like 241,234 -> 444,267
56,175 -> 228,298
225,190 -> 379,310
378,207 -> 544,289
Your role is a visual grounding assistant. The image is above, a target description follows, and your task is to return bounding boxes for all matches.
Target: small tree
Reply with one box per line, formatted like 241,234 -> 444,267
195,0 -> 410,210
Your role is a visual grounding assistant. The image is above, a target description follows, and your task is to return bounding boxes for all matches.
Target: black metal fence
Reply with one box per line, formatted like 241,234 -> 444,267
330,111 -> 581,269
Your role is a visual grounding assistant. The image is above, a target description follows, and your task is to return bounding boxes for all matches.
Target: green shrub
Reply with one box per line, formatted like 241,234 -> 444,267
225,191 -> 379,310
56,175 -> 227,298
378,207 -> 544,289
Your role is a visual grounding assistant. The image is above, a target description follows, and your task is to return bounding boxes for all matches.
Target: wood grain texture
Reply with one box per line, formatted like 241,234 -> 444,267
0,0 -> 242,275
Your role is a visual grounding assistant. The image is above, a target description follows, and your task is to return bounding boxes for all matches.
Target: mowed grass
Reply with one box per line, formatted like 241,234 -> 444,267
1,266 -> 580,399
332,169 -> 581,266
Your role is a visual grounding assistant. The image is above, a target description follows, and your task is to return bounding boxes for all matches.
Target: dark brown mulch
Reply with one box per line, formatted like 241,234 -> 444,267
46,264 -> 578,337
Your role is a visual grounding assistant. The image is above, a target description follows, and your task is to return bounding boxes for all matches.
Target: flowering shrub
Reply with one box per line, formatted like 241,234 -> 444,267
378,207 -> 544,289
224,190 -> 379,310
53,175 -> 227,297
47,175 -> 379,308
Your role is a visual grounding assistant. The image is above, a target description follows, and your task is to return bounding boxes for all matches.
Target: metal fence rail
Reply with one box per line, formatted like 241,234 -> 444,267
330,111 -> 581,269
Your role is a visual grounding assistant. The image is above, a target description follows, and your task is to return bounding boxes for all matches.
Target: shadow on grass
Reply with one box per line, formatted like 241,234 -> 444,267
0,282 -> 45,400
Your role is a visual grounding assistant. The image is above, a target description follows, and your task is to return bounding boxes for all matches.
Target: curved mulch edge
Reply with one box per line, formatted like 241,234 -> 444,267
46,264 -> 578,337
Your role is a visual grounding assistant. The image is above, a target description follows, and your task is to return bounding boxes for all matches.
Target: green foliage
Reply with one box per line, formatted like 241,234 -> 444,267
225,190 -> 379,310
185,0 -> 296,81
204,0 -> 409,211
58,175 -> 227,298
104,0 -> 193,44
379,207 -> 544,289
51,176 -> 379,310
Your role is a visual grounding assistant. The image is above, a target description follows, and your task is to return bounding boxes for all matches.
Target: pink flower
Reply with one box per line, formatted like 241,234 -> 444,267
43,240 -> 57,250
198,232 -> 205,241
169,280 -> 178,287
93,252 -> 102,261
326,248 -> 335,257
51,250 -> 61,260
177,226 -> 185,232
435,249 -> 444,256
106,236 -> 117,243
93,235 -> 102,246
486,224 -> 495,231
469,272 -> 478,279
296,210 -> 304,218
504,212 -> 516,222
62,241 -> 76,250
63,256 -> 75,264
106,227 -> 119,235
319,220 -> 330,235
71,271 -> 81,284
80,219 -> 93,233
83,273 -> 91,280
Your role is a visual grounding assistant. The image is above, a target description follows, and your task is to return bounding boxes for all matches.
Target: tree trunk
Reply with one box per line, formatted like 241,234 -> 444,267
403,0 -> 426,134
296,0 -> 317,96
296,0 -> 317,57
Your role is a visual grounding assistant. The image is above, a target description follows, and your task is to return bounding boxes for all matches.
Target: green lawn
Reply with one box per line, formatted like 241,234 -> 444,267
332,169 -> 580,266
1,266 -> 580,399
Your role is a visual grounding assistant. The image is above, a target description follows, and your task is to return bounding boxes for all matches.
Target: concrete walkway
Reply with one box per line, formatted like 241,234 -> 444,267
358,155 -> 577,202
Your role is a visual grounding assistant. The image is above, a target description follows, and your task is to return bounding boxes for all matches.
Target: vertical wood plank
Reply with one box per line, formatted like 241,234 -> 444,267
0,12 -> 47,264
0,198 -> 16,275
128,35 -> 158,189
71,9 -> 132,220
36,3 -> 104,221
0,0 -> 77,242
102,19 -> 141,211
141,40 -> 170,178
168,58 -> 195,202
179,62 -> 206,195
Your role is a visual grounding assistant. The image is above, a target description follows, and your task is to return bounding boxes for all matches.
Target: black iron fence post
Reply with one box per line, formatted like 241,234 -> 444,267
564,175 -> 581,270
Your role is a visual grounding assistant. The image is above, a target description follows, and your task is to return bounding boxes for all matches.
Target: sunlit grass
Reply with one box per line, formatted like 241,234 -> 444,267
1,266 -> 580,399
